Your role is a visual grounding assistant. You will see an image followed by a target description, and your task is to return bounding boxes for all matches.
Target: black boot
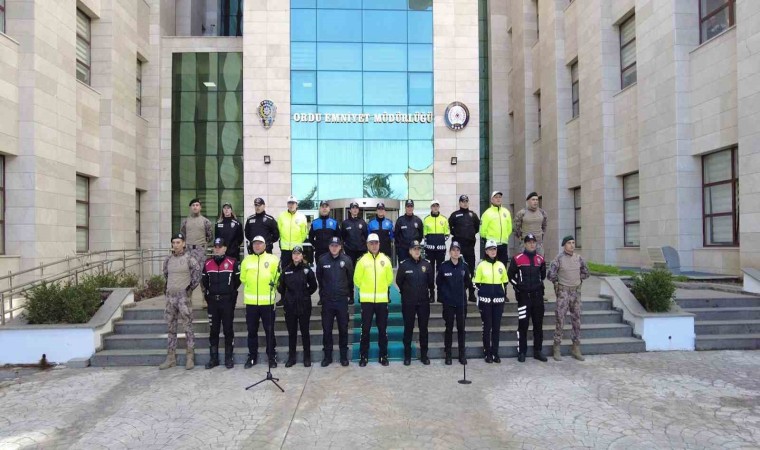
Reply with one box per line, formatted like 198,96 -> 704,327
285,353 -> 296,368
458,349 -> 467,365
205,346 -> 219,369
444,350 -> 452,365
518,353 -> 526,363
224,342 -> 234,369
303,352 -> 311,367
321,353 -> 332,367
359,355 -> 368,367
379,356 -> 389,366
403,347 -> 411,366
340,349 -> 349,366
485,354 -> 493,364
244,354 -> 257,369
534,350 -> 548,362
493,354 -> 501,364
420,350 -> 430,365
269,354 -> 278,368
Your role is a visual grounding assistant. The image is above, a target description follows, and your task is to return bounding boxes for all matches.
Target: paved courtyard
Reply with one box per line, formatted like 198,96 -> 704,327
0,351 -> 758,449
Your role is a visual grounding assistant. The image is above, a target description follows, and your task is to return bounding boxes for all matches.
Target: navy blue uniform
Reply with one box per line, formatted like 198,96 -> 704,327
215,217 -> 244,259
396,256 -> 434,360
508,251 -> 547,356
244,212 -> 279,254
436,258 -> 473,360
394,214 -> 423,259
309,214 -> 340,262
341,216 -> 368,265
367,216 -> 394,260
316,252 -> 355,363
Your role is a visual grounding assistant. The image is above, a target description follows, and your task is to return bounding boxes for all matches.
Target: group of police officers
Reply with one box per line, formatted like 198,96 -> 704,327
159,190 -> 589,370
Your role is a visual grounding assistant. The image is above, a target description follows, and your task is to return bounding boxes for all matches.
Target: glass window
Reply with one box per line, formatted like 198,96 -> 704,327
620,15 -> 636,89
363,10 -> 407,43
292,42 -> 317,70
292,174 -> 320,204
623,173 -> 640,247
318,9 -> 362,42
292,9 -> 317,42
408,44 -> 433,72
76,175 -> 89,253
573,188 -> 582,248
700,0 -> 734,43
363,106 -> 408,140
220,0 -> 243,36
318,0 -> 360,8
362,0 -> 408,10
408,11 -> 433,43
408,140 -> 434,171
291,105 -> 319,139
292,0 -> 316,7
292,141 -> 319,173
76,9 -> 91,85
364,72 -> 407,105
363,44 -> 407,71
703,147 -> 739,246
318,71 -> 362,105
317,43 -> 362,70
408,106 -> 433,140
408,173 -> 433,200
136,60 -> 143,116
536,92 -> 541,138
364,141 -> 408,173
0,156 -> 4,254
135,191 -> 141,248
0,0 -> 5,34
318,105 -> 364,139
409,73 -> 433,105
319,174 -> 363,199
292,71 -> 317,104
364,173 -> 408,198
318,140 -> 364,174
571,61 -> 579,118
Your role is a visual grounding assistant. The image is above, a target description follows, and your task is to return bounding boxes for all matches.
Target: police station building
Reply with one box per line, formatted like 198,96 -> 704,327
1,0 -> 759,277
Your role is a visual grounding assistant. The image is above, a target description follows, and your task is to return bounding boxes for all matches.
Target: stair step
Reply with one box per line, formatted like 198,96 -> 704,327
682,307 -> 760,321
695,334 -> 760,351
676,296 -> 760,309
694,320 -> 760,335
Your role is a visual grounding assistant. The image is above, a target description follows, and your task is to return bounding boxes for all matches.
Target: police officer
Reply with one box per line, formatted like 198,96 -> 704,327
367,202 -> 394,261
159,232 -> 202,370
278,245 -> 318,367
309,200 -> 340,264
277,195 -> 308,269
394,199 -> 423,261
480,191 -> 513,268
355,233 -> 394,367
341,201 -> 368,266
514,192 -> 548,255
317,237 -> 354,367
473,240 -> 508,363
436,241 -> 473,365
180,198 -> 213,275
423,199 -> 450,278
508,233 -> 548,363
244,197 -> 279,254
240,236 -> 281,369
215,202 -> 244,259
396,240 -> 434,365
201,237 -> 241,369
449,194 -> 480,302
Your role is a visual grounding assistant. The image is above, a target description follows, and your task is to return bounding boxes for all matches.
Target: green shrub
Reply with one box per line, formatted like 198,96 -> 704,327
630,268 -> 676,313
81,272 -> 139,289
134,275 -> 166,301
587,262 -> 637,276
23,281 -> 102,324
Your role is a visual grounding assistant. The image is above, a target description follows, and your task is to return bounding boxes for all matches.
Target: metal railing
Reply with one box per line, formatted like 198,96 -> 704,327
0,248 -> 170,325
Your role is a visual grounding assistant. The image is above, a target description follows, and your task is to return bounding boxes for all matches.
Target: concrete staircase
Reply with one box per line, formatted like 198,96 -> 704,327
91,295 -> 645,366
675,289 -> 760,351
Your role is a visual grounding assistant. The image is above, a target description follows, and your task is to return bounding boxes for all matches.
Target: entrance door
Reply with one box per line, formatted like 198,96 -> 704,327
326,198 -> 401,263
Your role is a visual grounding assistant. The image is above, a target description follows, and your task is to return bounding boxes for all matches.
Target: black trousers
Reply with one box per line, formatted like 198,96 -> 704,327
245,304 -> 276,359
478,301 -> 505,357
402,301 -> 430,358
346,250 -> 364,267
207,294 -> 236,352
280,250 -> 293,268
284,309 -> 311,357
458,242 -> 476,273
442,304 -> 467,355
359,302 -> 389,358
517,291 -> 545,355
496,244 -> 509,268
426,250 -> 445,280
322,299 -> 349,359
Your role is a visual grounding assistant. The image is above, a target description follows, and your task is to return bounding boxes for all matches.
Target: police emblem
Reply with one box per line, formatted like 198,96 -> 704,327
231,222 -> 235,227
498,268 -> 503,274
340,261 -> 345,268
264,262 -> 270,268
380,260 -> 385,267
422,266 -> 427,273
258,99 -> 277,129
304,268 -> 309,274
444,101 -> 470,131
359,224 -> 363,229
414,223 -> 418,228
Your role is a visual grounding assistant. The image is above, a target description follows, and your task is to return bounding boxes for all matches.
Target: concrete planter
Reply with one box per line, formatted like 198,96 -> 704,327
0,288 -> 134,365
600,277 -> 695,351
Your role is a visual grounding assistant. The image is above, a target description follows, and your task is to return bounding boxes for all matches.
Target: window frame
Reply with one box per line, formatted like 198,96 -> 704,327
136,59 -> 142,116
76,175 -> 90,253
573,187 -> 582,248
0,0 -> 6,35
76,9 -> 92,85
619,15 -> 636,89
623,172 -> 640,248
571,61 -> 579,118
0,156 -> 5,255
702,147 -> 739,247
135,190 -> 141,248
699,0 -> 735,44
536,91 -> 541,139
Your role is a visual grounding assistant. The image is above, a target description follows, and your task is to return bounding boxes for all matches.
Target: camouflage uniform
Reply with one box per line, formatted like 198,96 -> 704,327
180,214 -> 213,272
163,251 -> 202,351
547,251 -> 589,345
514,207 -> 548,255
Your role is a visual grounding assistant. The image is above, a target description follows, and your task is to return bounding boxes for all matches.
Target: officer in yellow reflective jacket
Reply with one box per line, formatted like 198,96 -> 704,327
480,190 -> 513,268
423,199 -> 450,279
240,235 -> 281,369
473,240 -> 508,364
276,195 -> 308,268
354,233 -> 394,367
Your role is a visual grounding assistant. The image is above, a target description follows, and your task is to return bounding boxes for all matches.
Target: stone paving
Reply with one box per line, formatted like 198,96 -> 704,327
0,351 -> 759,449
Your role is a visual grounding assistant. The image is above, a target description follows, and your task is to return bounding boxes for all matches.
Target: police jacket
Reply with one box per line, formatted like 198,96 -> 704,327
202,255 -> 241,299
316,252 -> 355,301
277,210 -> 308,251
480,205 -> 513,245
309,214 -> 340,256
507,250 -> 546,295
448,208 -> 480,245
277,261 -> 318,316
394,213 -> 423,250
423,213 -> 450,252
215,217 -> 244,258
240,252 -> 280,305
341,216 -> 368,253
244,212 -> 279,253
354,251 -> 394,303
367,216 -> 394,257
436,258 -> 473,307
396,257 -> 434,304
473,257 -> 507,303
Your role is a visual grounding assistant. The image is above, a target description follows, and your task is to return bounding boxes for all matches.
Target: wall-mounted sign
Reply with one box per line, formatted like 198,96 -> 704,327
258,100 -> 277,129
292,112 -> 434,124
444,102 -> 470,131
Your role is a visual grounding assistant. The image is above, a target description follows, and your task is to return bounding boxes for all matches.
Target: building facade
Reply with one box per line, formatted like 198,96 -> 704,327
0,0 -> 758,277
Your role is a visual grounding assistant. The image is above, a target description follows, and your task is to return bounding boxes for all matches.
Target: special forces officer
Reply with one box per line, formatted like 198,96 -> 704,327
215,202 -> 244,259
309,200 -> 340,263
473,240 -> 508,363
244,197 -> 279,254
278,245 -> 318,367
341,201 -> 368,266
547,235 -> 589,361
367,202 -> 394,260
180,198 -> 213,275
508,233 -> 548,363
394,199 -> 423,261
480,191 -> 513,268
423,199 -> 450,278
436,242 -> 473,366
241,236 -> 281,369
514,192 -> 548,254
355,233 -> 394,367
159,233 -> 202,370
201,237 -> 241,369
277,195 -> 308,268
317,237 -> 355,367
449,194 -> 480,302
396,240 -> 434,365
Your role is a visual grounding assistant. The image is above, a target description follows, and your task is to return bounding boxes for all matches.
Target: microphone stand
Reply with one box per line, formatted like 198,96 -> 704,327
246,264 -> 284,393
458,258 -> 472,385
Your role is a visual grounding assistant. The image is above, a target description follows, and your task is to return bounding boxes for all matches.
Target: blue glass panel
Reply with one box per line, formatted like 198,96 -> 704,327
319,174 -> 363,199
291,71 -> 317,104
291,0 -> 316,7
407,106 -> 433,140
408,11 -> 433,43
408,140 -> 434,171
317,43 -> 362,70
362,0 -> 408,10
363,72 -> 407,105
318,140 -> 363,174
292,9 -> 317,42
291,42 -> 316,70
292,140 -> 318,173
363,44 -> 407,71
408,72 -> 433,105
317,10 -> 362,42
291,105 -> 318,139
363,11 -> 407,43
318,105 -> 364,139
363,106 -> 407,140
318,71 -> 362,105
317,0 -> 360,7
292,174 -> 319,203
363,174 -> 408,199
408,44 -> 433,72
364,141 -> 408,173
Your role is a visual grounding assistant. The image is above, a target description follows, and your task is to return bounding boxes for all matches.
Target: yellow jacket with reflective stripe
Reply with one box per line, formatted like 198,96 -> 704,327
354,252 -> 394,303
240,252 -> 280,305
473,259 -> 508,285
277,211 -> 308,251
480,205 -> 513,245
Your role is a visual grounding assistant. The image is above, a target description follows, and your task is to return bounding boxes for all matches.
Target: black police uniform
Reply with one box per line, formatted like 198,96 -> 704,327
436,256 -> 473,364
201,253 -> 241,368
244,211 -> 279,254
316,250 -> 355,365
448,207 -> 480,277
394,213 -> 423,260
396,253 -> 434,363
215,216 -> 244,259
308,214 -> 340,263
507,246 -> 547,360
341,215 -> 368,265
367,215 -> 394,261
278,259 -> 318,366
